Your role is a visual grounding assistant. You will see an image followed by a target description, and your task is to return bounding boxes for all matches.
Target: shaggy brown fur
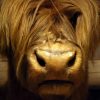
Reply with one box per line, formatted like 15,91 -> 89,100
0,0 -> 100,100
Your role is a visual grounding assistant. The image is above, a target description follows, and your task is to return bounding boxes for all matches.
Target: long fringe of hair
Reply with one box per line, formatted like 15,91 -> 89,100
0,0 -> 100,68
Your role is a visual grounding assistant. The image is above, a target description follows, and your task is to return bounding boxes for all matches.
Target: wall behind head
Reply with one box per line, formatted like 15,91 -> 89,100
89,43 -> 100,86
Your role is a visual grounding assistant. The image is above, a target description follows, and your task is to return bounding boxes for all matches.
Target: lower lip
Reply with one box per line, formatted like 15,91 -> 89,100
38,82 -> 74,97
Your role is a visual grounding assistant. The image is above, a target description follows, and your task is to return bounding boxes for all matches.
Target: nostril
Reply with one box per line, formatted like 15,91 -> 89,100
67,52 -> 76,67
35,51 -> 46,67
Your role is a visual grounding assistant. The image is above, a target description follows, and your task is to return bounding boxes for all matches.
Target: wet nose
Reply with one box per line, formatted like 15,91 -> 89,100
34,46 -> 77,71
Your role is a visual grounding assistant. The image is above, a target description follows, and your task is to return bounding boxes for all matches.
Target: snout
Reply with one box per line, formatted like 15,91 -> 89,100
26,42 -> 84,99
35,47 -> 76,71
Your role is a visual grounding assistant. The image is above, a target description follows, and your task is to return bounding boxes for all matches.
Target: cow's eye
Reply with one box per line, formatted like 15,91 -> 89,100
69,12 -> 81,29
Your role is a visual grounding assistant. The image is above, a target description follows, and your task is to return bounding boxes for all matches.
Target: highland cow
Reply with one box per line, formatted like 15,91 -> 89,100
0,0 -> 100,100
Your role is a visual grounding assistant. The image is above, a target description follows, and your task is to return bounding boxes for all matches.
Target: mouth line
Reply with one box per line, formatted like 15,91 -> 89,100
39,80 -> 74,87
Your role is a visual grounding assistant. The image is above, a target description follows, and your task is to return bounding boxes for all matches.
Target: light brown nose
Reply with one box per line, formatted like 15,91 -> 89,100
32,43 -> 82,72
35,49 -> 76,71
